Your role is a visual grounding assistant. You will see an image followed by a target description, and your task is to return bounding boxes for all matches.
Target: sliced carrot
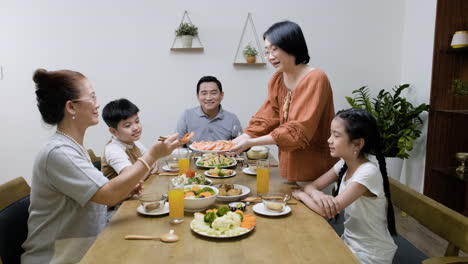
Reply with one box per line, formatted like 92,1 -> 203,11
184,191 -> 195,197
199,192 -> 212,197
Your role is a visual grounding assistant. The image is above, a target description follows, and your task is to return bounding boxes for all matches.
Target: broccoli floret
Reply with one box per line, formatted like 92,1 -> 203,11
216,206 -> 230,217
204,212 -> 217,225
236,212 -> 244,222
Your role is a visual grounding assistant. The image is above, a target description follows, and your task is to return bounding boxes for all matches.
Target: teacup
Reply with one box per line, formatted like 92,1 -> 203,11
138,193 -> 166,213
261,193 -> 290,212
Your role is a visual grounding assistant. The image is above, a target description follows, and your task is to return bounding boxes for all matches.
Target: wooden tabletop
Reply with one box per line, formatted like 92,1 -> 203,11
80,162 -> 359,264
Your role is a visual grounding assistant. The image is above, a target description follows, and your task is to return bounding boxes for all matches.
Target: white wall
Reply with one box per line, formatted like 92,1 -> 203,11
0,0 -> 435,190
399,0 -> 437,192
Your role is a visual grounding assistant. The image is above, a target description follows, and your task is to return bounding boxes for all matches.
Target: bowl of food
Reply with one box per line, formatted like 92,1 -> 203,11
183,185 -> 218,212
215,184 -> 250,202
138,192 -> 166,213
182,170 -> 212,185
261,193 -> 291,212
247,146 -> 269,160
228,202 -> 246,212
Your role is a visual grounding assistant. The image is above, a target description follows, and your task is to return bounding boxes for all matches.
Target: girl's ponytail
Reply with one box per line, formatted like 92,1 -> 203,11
375,143 -> 397,236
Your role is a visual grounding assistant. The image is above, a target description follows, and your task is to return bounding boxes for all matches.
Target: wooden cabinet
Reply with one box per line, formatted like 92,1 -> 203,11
424,0 -> 468,215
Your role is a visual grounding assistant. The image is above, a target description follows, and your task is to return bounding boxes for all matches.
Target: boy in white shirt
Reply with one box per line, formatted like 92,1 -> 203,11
101,98 -> 153,180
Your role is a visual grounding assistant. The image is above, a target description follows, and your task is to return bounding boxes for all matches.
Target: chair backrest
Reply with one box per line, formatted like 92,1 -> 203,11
389,178 -> 468,256
87,149 -> 102,171
0,177 -> 31,264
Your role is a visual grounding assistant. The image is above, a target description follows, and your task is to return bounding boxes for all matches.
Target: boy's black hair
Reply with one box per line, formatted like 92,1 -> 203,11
332,108 -> 397,236
102,98 -> 140,129
263,20 -> 310,65
196,76 -> 222,94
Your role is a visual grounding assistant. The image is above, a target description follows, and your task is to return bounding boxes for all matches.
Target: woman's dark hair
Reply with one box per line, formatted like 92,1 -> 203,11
263,20 -> 310,65
102,98 -> 140,128
332,108 -> 397,236
196,76 -> 222,94
33,68 -> 85,125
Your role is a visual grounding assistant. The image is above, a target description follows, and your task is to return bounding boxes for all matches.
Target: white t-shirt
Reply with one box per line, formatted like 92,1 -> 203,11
22,133 -> 109,264
334,159 -> 397,264
103,137 -> 147,174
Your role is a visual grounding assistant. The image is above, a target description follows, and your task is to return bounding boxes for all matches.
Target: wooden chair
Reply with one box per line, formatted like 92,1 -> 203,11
390,178 -> 468,264
87,149 -> 102,171
0,177 -> 31,264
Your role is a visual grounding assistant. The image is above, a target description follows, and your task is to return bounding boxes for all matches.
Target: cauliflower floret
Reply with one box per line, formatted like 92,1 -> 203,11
211,212 -> 242,232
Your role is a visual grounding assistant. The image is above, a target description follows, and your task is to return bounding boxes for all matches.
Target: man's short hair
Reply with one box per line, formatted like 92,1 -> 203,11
102,98 -> 140,128
196,76 -> 222,94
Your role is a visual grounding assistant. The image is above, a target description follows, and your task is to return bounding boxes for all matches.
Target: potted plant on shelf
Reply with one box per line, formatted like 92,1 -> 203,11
346,84 -> 430,180
175,22 -> 198,48
452,79 -> 468,96
243,43 -> 258,64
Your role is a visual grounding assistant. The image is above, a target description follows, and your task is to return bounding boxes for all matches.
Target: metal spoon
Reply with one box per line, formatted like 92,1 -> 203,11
124,229 -> 179,243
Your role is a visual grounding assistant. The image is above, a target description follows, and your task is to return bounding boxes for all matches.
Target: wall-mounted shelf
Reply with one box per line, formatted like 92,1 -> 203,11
170,47 -> 204,52
170,11 -> 204,51
434,109 -> 468,115
439,47 -> 468,54
233,13 -> 266,66
233,62 -> 266,66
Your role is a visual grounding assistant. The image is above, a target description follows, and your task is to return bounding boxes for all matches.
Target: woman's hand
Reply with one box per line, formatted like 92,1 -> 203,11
229,137 -> 253,155
129,180 -> 144,198
149,133 -> 181,159
311,190 -> 340,219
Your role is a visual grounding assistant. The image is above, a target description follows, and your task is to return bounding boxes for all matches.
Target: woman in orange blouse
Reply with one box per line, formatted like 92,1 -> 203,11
231,21 -> 336,182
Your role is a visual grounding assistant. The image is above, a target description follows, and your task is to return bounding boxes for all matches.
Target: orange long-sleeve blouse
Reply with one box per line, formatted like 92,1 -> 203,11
245,69 -> 337,181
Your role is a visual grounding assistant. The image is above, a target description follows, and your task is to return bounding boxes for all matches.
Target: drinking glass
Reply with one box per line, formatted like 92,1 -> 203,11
256,160 -> 270,194
168,177 -> 184,223
177,148 -> 191,175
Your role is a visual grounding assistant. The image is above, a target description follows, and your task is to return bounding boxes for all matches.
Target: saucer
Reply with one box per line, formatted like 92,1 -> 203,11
162,165 -> 178,172
242,167 -> 257,176
252,203 -> 291,216
137,202 -> 169,216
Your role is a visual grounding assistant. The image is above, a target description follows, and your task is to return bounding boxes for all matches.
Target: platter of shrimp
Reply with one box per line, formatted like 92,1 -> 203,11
189,140 -> 235,153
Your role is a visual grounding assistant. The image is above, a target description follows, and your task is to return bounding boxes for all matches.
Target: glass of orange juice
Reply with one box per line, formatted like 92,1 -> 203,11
168,177 -> 184,223
256,160 -> 270,194
177,148 -> 190,175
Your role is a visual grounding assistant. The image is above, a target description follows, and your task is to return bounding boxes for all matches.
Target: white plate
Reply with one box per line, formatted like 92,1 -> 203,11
137,202 -> 169,216
162,165 -> 178,172
184,177 -> 213,185
214,184 -> 250,202
242,167 -> 257,176
196,157 -> 237,169
190,220 -> 254,238
252,203 -> 291,216
189,144 -> 226,153
204,170 -> 237,178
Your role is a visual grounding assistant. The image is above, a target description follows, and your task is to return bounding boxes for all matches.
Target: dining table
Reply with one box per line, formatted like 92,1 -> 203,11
80,155 -> 359,264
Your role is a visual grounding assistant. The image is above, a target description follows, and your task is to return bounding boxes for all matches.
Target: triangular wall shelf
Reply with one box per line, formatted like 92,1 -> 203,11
170,11 -> 204,51
233,13 -> 266,66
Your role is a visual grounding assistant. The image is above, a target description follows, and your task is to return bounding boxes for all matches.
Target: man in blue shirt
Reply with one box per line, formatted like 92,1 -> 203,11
176,76 -> 242,145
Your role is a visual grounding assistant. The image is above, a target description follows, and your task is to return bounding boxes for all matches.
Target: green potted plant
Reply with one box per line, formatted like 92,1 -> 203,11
346,84 -> 430,180
175,22 -> 198,48
452,79 -> 468,96
242,43 -> 258,64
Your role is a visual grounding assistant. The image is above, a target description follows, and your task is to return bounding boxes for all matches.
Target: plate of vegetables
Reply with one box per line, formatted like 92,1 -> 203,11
196,154 -> 237,169
182,169 -> 213,185
190,206 -> 256,238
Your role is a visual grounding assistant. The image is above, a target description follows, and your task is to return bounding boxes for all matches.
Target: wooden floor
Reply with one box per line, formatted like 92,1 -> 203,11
395,208 -> 467,257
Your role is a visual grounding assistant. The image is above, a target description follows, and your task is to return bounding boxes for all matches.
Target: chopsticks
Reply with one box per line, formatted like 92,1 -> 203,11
158,136 -> 168,142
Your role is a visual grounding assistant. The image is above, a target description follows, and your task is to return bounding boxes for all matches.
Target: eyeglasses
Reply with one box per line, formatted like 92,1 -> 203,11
264,47 -> 279,58
72,94 -> 97,104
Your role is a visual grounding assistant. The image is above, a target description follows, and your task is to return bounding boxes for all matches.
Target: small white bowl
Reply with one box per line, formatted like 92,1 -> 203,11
183,185 -> 218,212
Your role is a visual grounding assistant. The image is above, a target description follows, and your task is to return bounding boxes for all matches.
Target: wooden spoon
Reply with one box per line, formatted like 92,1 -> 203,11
124,230 -> 179,243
